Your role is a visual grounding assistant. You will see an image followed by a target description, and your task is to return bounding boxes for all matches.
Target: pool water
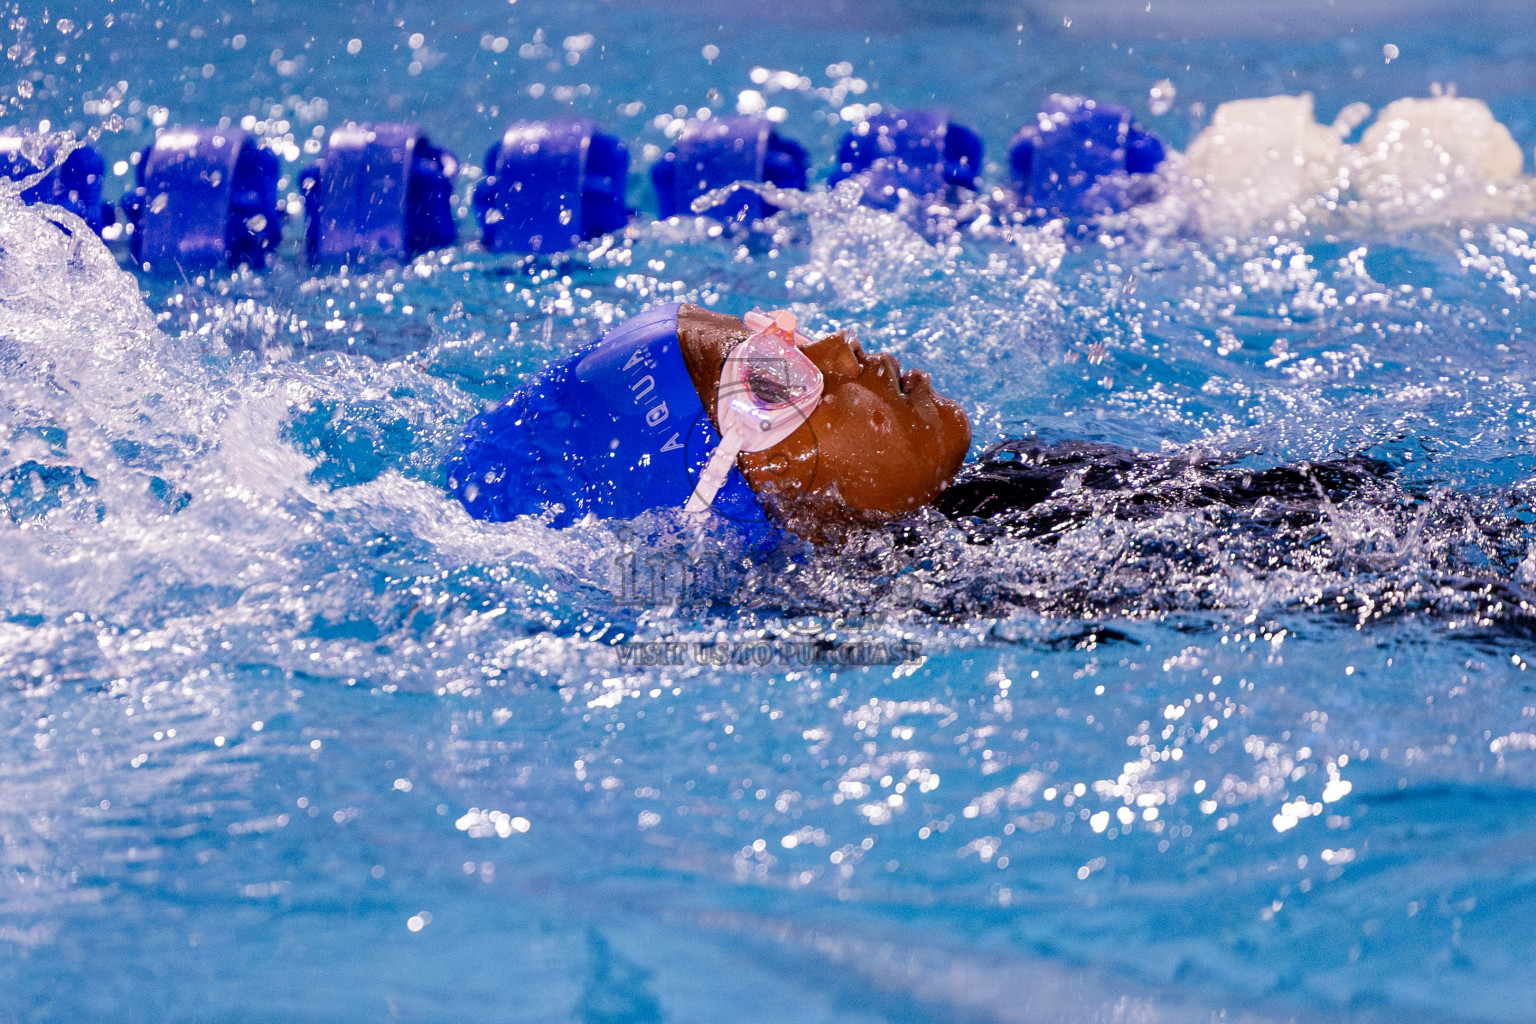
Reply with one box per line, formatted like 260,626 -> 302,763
4,2 -> 1536,1021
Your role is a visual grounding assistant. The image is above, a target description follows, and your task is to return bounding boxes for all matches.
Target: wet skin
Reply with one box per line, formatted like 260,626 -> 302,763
676,304 -> 972,521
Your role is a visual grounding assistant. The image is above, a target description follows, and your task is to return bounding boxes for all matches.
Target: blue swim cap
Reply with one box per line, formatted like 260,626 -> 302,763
446,302 -> 769,528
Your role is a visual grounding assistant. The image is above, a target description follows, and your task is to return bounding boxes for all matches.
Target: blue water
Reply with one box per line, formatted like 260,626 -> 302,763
5,2 -> 1536,1021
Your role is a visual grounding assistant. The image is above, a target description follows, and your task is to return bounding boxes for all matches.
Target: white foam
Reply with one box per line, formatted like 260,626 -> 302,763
1182,94 -> 1347,236
1176,92 -> 1535,235
1355,96 -> 1525,223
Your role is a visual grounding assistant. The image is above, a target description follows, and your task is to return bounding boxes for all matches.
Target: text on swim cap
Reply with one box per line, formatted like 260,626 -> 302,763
623,343 -> 683,451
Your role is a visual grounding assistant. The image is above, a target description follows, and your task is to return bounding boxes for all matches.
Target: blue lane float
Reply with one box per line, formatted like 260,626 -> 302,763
0,132 -> 114,235
651,116 -> 808,225
58,97 -> 1172,270
300,123 -> 458,267
473,119 -> 629,254
830,109 -> 982,209
1009,95 -> 1166,221
121,126 -> 282,272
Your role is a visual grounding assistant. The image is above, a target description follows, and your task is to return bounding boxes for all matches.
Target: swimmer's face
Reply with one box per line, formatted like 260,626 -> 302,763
740,331 -> 972,517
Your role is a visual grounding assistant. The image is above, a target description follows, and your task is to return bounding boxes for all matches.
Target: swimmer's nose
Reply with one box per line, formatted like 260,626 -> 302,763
900,368 -> 931,395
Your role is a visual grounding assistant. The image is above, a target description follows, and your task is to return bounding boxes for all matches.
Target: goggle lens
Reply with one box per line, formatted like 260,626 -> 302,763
732,330 -> 822,409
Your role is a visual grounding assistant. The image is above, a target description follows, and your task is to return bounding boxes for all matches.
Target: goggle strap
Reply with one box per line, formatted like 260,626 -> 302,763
683,428 -> 746,516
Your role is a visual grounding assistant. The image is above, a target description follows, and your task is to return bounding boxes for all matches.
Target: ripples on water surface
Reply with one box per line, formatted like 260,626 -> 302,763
4,1 -> 1536,1021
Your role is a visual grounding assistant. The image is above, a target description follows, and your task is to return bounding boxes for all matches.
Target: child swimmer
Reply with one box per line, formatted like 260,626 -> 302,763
447,303 -> 1423,547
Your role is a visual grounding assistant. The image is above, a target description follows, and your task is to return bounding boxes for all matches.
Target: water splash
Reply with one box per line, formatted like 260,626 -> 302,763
0,117 -> 126,198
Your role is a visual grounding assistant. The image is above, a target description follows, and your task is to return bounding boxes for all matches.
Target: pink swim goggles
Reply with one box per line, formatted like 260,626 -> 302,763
684,309 -> 825,515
